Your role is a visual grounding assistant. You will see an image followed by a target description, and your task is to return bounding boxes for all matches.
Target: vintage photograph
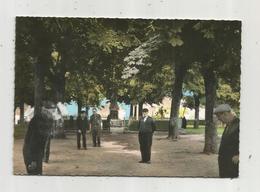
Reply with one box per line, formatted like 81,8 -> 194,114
13,17 -> 241,177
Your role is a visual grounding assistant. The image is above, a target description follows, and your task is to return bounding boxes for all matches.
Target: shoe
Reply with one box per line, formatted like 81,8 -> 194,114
139,160 -> 144,163
83,147 -> 87,150
145,161 -> 151,164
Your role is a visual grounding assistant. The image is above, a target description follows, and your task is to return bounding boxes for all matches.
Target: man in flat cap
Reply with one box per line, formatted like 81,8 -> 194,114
214,104 -> 239,178
77,110 -> 88,150
138,108 -> 156,164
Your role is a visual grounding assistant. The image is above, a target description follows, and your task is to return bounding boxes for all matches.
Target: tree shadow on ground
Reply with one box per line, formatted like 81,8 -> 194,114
102,133 -> 139,151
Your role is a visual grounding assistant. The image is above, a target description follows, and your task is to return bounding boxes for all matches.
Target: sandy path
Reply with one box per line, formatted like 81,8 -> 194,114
13,132 -> 219,177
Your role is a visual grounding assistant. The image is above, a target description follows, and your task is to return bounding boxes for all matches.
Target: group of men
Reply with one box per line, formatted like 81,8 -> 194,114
23,102 -> 239,178
78,107 -> 157,165
76,108 -> 102,149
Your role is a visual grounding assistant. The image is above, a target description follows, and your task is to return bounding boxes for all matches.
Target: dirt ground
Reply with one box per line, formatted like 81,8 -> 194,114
13,132 -> 219,177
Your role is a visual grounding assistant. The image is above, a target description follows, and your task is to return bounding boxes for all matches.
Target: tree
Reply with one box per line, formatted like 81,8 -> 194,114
65,71 -> 104,114
193,20 -> 241,153
183,66 -> 205,128
216,79 -> 240,111
123,20 -> 186,137
15,21 -> 35,123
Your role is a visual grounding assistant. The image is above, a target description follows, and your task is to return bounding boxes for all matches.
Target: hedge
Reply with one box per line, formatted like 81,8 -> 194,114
127,119 -> 206,131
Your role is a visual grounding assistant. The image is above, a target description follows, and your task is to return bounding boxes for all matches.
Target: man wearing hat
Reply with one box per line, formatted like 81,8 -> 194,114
214,104 -> 239,178
77,111 -> 88,150
138,108 -> 156,164
90,108 -> 102,147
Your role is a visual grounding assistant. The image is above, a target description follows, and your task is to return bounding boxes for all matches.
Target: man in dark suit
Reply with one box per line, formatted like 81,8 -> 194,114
77,111 -> 88,150
23,102 -> 54,175
214,104 -> 239,178
138,108 -> 156,164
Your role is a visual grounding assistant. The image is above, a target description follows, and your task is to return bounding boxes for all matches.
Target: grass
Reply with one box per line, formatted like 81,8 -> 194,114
185,125 -> 225,135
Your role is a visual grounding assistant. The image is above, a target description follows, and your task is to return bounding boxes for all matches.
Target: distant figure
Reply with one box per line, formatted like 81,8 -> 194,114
182,116 -> 187,129
214,104 -> 239,178
77,111 -> 88,150
69,115 -> 74,129
23,103 -> 54,175
90,108 -> 102,147
138,108 -> 156,164
107,113 -> 112,133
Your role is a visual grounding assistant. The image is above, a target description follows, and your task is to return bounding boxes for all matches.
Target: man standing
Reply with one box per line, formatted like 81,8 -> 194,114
90,108 -> 102,147
23,102 -> 54,175
77,111 -> 88,150
138,108 -> 156,164
106,113 -> 112,133
214,104 -> 239,178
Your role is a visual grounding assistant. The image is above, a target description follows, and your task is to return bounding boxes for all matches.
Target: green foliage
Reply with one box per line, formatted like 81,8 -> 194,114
168,34 -> 184,47
154,106 -> 169,119
123,64 -> 174,105
183,65 -> 205,109
15,18 -> 241,121
216,80 -> 240,109
65,72 -> 104,106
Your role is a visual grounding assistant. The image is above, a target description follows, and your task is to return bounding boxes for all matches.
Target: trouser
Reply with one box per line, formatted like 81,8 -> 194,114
23,142 -> 44,175
25,159 -> 43,175
218,155 -> 239,178
43,136 -> 51,162
92,129 -> 101,146
138,132 -> 153,162
77,131 -> 87,149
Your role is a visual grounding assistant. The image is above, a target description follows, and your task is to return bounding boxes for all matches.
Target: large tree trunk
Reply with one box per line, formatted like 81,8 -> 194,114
193,94 -> 200,129
109,94 -> 119,119
168,99 -> 174,137
34,57 -> 45,115
130,104 -> 133,118
53,52 -> 67,103
168,63 -> 185,140
133,105 -> 137,120
85,105 -> 89,117
203,70 -> 218,154
138,101 -> 143,118
51,72 -> 66,138
77,100 -> 82,115
53,74 -> 65,103
19,101 -> 25,124
51,52 -> 67,138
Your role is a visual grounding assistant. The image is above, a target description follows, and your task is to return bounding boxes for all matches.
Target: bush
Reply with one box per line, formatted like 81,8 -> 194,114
127,119 -> 224,135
